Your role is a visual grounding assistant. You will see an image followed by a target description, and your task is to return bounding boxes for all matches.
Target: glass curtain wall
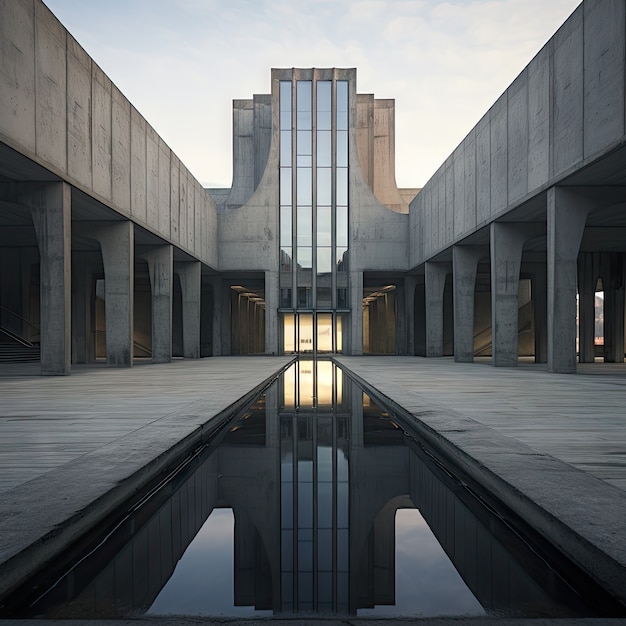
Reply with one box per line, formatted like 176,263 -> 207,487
280,77 -> 349,354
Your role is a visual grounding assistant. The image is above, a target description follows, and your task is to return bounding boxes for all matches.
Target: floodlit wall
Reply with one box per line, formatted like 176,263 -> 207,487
409,0 -> 626,268
0,0 -> 218,268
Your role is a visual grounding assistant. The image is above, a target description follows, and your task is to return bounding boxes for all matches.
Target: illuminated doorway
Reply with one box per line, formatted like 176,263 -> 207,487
282,313 -> 343,355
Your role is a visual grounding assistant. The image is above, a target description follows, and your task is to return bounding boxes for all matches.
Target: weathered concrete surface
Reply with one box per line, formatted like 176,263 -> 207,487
0,617 -> 625,625
334,356 -> 626,609
0,357 -> 294,600
0,0 -> 217,266
409,0 -> 626,267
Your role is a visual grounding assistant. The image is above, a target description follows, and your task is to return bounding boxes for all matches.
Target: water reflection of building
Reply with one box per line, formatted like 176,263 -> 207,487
27,362 -> 592,618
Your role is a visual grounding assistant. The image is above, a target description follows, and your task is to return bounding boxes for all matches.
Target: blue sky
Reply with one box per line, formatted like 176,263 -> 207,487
44,0 -> 581,189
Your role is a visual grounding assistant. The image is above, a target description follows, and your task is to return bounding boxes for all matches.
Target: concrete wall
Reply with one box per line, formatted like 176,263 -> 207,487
356,95 -> 410,214
350,86 -> 409,272
217,107 -> 280,272
409,0 -> 626,268
0,0 -> 218,268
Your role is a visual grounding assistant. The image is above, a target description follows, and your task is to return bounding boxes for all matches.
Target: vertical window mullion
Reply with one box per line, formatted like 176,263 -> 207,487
312,79 -> 318,318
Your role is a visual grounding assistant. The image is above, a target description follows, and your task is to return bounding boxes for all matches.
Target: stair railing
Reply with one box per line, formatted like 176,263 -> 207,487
0,306 -> 40,347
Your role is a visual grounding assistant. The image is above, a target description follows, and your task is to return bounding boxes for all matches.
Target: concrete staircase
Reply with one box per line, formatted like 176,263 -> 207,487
0,330 -> 40,363
473,301 -> 533,357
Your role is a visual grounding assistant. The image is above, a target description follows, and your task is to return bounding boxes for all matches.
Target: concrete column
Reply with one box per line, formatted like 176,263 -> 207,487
21,247 -> 40,343
386,291 -> 396,353
349,270 -> 364,355
394,284 -> 406,355
200,276 -> 212,357
490,223 -> 526,367
0,248 -> 24,337
603,253 -> 625,363
265,270 -> 278,355
177,261 -> 201,359
27,182 -> 71,375
403,276 -> 417,356
524,262 -> 548,363
143,245 -> 173,363
97,222 -> 134,367
208,277 -> 223,356
424,262 -> 448,357
71,251 -> 99,364
362,305 -> 371,353
605,287 -> 625,363
577,252 -> 597,363
546,187 -> 591,373
452,246 -> 484,363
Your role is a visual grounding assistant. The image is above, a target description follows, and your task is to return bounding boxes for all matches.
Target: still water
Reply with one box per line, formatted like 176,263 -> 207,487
7,361 -> 605,619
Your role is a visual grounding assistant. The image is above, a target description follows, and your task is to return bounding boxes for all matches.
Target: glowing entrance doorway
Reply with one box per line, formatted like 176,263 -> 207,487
283,313 -> 343,354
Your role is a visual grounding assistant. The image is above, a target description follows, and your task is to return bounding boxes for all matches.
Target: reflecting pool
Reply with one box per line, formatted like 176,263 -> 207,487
6,361 -> 607,619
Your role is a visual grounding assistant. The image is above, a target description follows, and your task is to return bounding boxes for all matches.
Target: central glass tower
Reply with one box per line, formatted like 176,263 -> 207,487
278,72 -> 349,354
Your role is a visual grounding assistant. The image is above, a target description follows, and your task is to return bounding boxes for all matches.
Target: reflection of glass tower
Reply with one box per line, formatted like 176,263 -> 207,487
279,71 -> 349,355
279,361 -> 350,612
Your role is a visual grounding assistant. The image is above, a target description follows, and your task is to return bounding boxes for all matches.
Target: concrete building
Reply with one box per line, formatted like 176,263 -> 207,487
0,0 -> 624,374
208,68 -> 418,357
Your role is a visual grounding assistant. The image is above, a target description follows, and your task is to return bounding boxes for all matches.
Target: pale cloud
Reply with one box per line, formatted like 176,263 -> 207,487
45,0 -> 582,188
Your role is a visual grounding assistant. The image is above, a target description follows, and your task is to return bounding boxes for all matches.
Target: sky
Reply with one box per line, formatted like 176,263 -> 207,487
44,0 -> 582,189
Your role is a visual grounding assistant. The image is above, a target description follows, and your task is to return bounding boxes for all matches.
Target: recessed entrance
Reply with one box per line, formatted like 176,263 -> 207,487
282,313 -> 342,354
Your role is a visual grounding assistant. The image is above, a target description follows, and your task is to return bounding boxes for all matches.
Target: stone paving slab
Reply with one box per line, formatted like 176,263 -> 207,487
1,618 -> 625,626
334,356 -> 626,609
334,357 -> 626,490
0,357 -> 294,600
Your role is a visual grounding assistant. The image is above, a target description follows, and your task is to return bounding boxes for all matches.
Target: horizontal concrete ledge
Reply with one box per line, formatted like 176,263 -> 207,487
0,356 -> 295,601
334,357 -> 626,609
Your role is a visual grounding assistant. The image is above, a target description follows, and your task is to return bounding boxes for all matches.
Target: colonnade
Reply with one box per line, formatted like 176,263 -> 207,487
5,181 -> 217,375
414,186 -> 626,373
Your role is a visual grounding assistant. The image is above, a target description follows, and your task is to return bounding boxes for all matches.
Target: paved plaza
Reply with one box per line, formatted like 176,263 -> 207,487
336,357 -> 626,491
0,356 -> 625,624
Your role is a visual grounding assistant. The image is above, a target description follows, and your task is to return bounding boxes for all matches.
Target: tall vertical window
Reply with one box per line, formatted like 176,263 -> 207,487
279,76 -> 349,353
280,81 -> 293,309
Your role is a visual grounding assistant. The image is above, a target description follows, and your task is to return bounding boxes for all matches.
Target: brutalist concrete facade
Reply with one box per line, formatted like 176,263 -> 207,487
209,68 -> 416,357
0,0 -> 624,373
